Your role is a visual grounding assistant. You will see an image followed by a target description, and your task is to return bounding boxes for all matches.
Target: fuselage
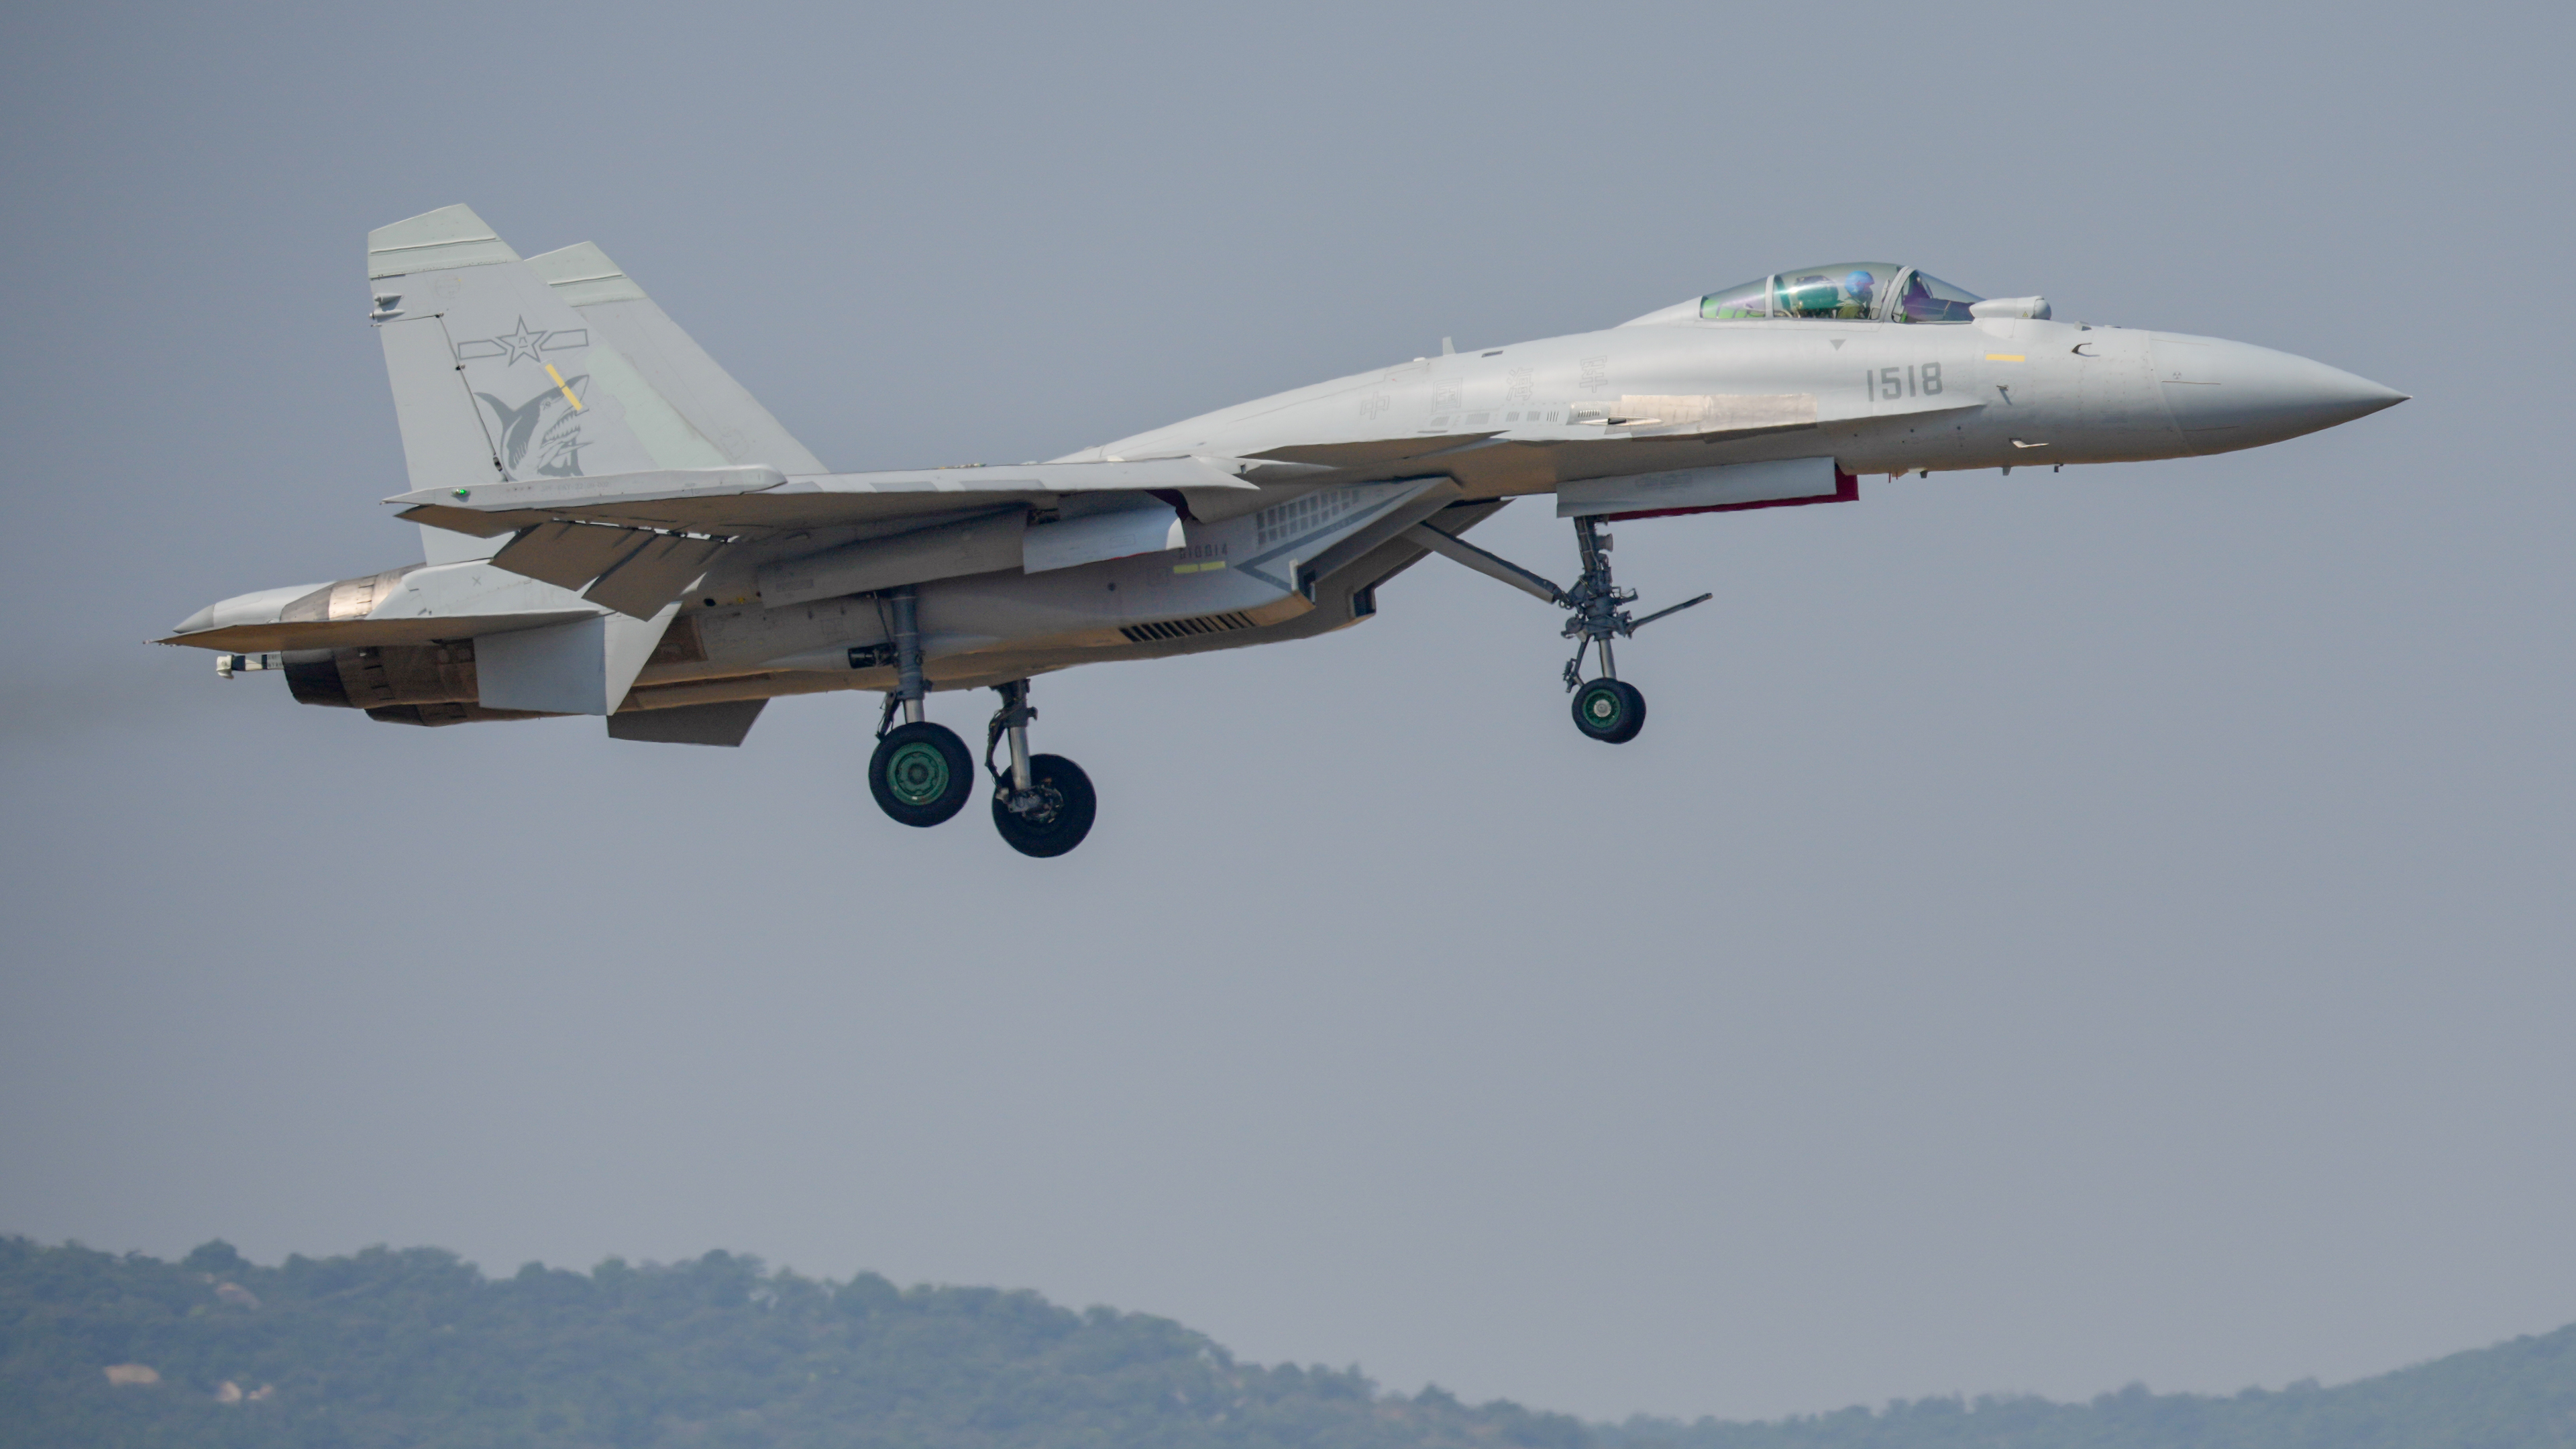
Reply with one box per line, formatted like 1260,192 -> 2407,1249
1082,307 -> 2405,486
172,267 -> 2406,724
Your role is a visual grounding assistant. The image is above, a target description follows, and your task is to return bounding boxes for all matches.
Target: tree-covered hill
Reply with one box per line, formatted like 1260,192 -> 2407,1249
4,1235 -> 2573,1449
1603,1322 -> 2576,1449
0,1236 -> 1583,1449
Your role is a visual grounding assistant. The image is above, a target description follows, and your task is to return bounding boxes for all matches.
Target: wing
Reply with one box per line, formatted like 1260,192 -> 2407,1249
386,455 -> 1271,537
388,456 -> 1280,618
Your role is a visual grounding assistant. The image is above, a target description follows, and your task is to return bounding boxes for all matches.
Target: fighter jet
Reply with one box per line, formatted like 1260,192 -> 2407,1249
164,207 -> 2406,857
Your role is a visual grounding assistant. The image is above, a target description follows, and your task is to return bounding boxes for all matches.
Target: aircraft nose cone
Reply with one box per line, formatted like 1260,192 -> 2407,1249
2154,335 -> 2406,454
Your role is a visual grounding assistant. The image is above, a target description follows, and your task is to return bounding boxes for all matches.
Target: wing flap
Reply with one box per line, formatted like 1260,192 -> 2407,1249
583,534 -> 728,618
491,521 -> 653,592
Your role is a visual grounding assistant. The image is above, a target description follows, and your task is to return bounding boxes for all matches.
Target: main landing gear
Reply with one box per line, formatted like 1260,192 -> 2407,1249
863,588 -> 1095,855
982,679 -> 1097,858
1406,513 -> 1709,745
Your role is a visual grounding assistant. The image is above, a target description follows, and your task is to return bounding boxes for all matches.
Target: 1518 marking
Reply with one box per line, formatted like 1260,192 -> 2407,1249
1868,362 -> 1942,400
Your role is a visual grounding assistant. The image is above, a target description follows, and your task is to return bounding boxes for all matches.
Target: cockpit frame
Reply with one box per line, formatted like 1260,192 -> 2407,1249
1693,264 -> 1983,325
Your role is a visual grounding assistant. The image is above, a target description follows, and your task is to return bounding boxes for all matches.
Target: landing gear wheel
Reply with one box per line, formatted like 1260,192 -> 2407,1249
992,754 -> 1097,858
869,721 -> 974,826
1571,678 -> 1646,744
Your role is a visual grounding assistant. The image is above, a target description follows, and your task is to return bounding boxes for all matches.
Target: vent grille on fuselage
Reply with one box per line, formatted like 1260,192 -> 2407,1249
1120,612 -> 1258,644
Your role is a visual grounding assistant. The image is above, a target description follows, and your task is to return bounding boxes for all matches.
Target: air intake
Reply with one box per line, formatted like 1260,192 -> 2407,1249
1120,611 -> 1258,643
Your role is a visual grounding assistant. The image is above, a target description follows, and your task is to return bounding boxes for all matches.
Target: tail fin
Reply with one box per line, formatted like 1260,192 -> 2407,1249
368,205 -> 817,566
523,242 -> 825,476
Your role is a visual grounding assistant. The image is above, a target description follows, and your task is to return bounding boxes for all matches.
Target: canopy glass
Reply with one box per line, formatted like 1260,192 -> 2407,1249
1698,264 -> 1982,323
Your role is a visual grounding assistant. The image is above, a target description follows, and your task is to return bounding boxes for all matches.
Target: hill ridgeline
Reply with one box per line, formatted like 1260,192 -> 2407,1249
3,1236 -> 2571,1448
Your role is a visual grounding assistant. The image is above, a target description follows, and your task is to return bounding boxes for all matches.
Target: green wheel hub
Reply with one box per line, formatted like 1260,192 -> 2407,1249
1570,677 -> 1646,743
883,741 -> 952,804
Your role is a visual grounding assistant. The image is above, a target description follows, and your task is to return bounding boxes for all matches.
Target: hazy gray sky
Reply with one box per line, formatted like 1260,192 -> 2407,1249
3,0 -> 2570,1425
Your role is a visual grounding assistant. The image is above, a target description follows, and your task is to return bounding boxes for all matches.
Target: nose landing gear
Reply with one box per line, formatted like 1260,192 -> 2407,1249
1556,517 -> 1703,745
1571,677 -> 1646,743
1405,513 -> 1707,745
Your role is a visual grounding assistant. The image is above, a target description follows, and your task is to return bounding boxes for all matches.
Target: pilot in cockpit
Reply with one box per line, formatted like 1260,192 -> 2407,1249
1695,263 -> 1978,323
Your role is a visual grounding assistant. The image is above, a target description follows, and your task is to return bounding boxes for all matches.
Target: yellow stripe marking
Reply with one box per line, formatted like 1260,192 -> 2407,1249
544,363 -> 584,411
1172,560 -> 1228,574
1985,353 -> 2025,362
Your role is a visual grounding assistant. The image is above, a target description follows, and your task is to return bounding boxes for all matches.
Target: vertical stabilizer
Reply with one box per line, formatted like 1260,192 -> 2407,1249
369,204 -> 520,278
368,205 -> 732,570
370,206 -> 523,564
525,242 -> 826,476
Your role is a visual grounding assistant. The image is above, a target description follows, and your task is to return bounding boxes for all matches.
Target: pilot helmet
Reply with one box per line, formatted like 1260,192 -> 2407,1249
1843,270 -> 1877,303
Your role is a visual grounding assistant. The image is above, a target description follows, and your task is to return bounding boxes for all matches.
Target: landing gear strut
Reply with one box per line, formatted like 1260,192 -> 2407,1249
983,679 -> 1095,858
859,597 -> 1096,854
867,585 -> 974,826
1403,513 -> 1710,745
1558,517 -> 1702,745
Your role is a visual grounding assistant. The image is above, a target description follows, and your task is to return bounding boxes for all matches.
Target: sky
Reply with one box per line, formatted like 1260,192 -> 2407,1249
3,0 -> 2571,1426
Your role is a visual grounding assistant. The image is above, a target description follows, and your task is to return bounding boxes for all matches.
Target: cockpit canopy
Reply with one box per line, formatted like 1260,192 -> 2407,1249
1694,262 -> 1984,323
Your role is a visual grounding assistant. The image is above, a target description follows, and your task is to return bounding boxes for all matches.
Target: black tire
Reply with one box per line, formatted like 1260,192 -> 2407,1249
991,754 -> 1097,858
1570,678 -> 1646,744
869,721 -> 974,826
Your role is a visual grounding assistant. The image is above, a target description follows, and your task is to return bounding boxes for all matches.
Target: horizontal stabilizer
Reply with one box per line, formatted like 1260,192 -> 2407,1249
606,699 -> 766,747
156,612 -> 599,655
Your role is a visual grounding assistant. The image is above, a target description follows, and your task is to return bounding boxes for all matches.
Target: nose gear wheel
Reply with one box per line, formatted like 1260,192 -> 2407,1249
1571,678 -> 1646,743
1552,517 -> 1705,742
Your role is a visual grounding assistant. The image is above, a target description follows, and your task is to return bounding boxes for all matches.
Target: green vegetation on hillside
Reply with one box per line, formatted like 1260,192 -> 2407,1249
4,1235 -> 2574,1448
0,1236 -> 1582,1449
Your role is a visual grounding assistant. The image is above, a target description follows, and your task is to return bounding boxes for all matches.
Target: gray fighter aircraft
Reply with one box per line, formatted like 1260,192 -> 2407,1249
164,207 -> 2405,857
